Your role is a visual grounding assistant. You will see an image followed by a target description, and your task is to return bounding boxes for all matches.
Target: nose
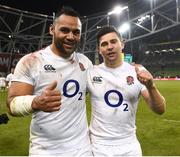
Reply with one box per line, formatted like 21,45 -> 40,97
107,43 -> 113,50
66,31 -> 75,40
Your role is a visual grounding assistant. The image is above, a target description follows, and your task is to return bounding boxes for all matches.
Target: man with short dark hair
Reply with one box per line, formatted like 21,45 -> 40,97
87,25 -> 166,156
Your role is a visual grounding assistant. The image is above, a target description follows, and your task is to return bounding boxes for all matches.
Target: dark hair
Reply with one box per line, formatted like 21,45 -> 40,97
97,25 -> 122,45
54,6 -> 81,22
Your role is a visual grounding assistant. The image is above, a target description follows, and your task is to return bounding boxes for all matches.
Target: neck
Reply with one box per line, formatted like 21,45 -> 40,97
104,54 -> 123,68
50,44 -> 72,59
105,60 -> 123,68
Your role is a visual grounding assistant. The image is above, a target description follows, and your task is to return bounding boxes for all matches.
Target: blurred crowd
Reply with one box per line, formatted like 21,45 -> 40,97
0,68 -> 14,92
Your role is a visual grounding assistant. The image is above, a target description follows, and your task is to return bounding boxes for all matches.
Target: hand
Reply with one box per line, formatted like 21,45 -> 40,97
135,64 -> 154,89
32,80 -> 61,112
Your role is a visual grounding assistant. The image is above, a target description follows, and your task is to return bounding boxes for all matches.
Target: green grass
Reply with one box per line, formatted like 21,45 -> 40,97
0,91 -> 31,156
136,80 -> 180,155
1,80 -> 180,155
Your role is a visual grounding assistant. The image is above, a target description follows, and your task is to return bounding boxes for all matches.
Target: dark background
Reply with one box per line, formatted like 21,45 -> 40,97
0,0 -> 131,16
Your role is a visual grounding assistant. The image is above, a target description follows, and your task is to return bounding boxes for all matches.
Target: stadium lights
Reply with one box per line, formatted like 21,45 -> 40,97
107,5 -> 129,26
137,15 -> 150,24
168,49 -> 174,53
154,50 -> 160,53
176,48 -> 180,52
118,23 -> 130,34
145,48 -> 179,55
108,6 -> 128,15
161,49 -> 168,53
145,51 -> 150,54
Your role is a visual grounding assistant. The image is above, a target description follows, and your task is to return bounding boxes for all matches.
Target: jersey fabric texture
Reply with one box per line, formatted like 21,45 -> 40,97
12,46 -> 93,155
87,62 -> 146,155
91,137 -> 142,156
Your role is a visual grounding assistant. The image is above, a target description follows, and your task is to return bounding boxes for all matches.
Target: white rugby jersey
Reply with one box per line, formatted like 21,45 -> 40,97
12,46 -> 92,155
87,62 -> 146,145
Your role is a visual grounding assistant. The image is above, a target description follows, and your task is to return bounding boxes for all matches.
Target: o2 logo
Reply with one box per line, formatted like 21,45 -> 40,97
63,79 -> 82,100
104,90 -> 128,111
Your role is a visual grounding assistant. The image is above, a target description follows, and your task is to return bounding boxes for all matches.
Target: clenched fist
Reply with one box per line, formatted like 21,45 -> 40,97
135,65 -> 154,89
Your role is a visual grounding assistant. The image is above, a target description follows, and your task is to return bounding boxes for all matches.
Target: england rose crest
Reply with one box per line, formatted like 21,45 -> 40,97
126,76 -> 134,85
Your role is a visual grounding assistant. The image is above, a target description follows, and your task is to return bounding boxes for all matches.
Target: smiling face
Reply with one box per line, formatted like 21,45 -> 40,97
49,14 -> 82,58
98,32 -> 124,67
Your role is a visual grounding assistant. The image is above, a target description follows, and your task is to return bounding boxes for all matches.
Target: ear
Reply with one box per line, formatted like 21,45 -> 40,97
99,51 -> 102,55
121,41 -> 125,49
49,24 -> 54,35
97,47 -> 102,55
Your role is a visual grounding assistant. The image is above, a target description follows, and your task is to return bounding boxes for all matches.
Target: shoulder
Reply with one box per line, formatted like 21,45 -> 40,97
76,52 -> 93,68
76,53 -> 90,61
120,62 -> 137,73
123,61 -> 134,68
88,63 -> 104,75
20,46 -> 49,61
15,51 -> 43,74
18,51 -> 43,66
20,51 -> 40,61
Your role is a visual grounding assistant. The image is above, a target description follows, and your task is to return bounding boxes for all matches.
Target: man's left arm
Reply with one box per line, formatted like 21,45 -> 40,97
135,65 -> 166,114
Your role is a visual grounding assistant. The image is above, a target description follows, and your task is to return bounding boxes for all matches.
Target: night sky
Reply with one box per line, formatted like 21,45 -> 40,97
0,0 -> 131,16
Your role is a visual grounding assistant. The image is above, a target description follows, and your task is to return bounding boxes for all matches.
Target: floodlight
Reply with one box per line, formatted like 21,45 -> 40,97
161,49 -> 167,52
108,6 -> 128,15
176,48 -> 180,51
118,23 -> 130,34
137,15 -> 150,24
145,51 -> 150,54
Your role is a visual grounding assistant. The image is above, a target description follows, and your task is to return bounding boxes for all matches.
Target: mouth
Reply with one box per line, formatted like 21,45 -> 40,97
107,52 -> 116,57
63,42 -> 75,49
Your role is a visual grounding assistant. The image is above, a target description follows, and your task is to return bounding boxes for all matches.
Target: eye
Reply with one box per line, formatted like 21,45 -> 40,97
110,39 -> 117,44
60,27 -> 70,34
72,30 -> 80,36
101,42 -> 108,47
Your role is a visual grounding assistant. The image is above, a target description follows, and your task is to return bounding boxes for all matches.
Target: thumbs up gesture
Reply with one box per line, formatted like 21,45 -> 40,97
32,80 -> 61,112
135,64 -> 154,89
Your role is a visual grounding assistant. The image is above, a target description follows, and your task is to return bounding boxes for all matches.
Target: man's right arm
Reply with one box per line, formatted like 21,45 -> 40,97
7,81 -> 34,116
7,81 -> 61,117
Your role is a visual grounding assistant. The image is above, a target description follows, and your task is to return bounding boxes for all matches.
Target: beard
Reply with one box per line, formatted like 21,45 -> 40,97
53,35 -> 79,58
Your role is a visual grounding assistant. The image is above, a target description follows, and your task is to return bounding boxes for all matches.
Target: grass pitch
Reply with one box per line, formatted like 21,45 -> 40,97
0,80 -> 180,155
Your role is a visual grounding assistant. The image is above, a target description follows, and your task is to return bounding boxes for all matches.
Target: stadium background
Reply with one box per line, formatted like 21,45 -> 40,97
0,0 -> 180,155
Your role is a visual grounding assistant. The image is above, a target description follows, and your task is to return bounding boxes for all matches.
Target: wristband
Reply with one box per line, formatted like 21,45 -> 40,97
10,95 -> 36,116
